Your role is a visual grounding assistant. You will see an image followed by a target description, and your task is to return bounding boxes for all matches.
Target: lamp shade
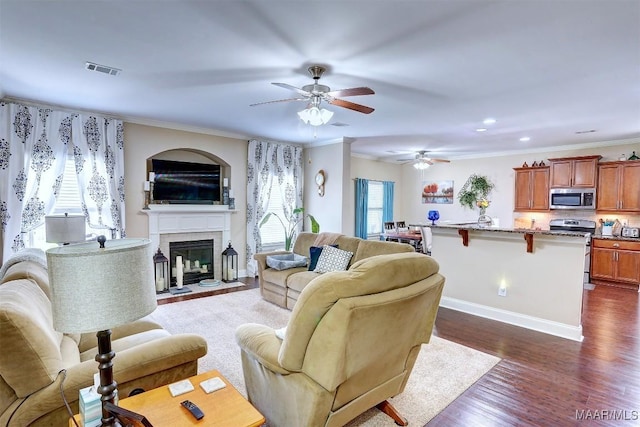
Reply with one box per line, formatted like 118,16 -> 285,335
46,238 -> 157,333
45,214 -> 86,244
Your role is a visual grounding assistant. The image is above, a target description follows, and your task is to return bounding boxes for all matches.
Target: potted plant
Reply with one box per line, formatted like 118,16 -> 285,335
458,174 -> 495,210
259,207 -> 320,251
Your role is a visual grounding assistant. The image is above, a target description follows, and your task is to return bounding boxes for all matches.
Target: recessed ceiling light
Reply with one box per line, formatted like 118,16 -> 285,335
483,118 -> 496,125
476,128 -> 487,132
519,137 -> 531,142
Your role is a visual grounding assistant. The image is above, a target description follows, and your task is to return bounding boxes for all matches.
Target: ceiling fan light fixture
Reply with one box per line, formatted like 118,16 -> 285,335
413,160 -> 430,170
298,106 -> 333,126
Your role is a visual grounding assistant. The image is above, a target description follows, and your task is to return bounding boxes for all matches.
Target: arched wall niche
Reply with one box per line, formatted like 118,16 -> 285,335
146,148 -> 231,180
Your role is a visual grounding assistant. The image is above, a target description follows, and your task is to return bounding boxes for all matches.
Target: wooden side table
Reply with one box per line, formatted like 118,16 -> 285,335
70,370 -> 264,426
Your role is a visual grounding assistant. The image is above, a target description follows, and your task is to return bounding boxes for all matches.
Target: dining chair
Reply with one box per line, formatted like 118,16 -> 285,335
420,226 -> 432,255
383,222 -> 398,242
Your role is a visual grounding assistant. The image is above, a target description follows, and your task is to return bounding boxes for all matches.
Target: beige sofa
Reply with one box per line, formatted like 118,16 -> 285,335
254,232 -> 415,309
0,257 -> 208,427
236,252 -> 445,426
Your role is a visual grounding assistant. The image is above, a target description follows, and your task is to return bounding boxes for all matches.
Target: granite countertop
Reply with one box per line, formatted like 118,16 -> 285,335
418,223 -> 590,238
591,234 -> 640,242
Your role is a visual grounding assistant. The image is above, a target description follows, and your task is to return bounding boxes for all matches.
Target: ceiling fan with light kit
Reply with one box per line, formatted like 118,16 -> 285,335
250,65 -> 375,126
397,151 -> 451,170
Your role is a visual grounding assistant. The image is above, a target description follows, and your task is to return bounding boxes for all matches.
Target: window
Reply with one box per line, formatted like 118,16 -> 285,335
26,157 -> 106,250
259,178 -> 287,251
367,181 -> 384,237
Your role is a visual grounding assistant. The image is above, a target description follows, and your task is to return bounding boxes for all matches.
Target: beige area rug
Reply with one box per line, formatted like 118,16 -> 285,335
146,288 -> 500,426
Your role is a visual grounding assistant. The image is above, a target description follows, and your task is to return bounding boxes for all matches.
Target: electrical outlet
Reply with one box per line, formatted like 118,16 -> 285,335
498,287 -> 507,297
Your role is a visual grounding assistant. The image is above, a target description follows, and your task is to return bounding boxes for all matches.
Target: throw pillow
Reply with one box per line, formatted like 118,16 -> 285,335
308,244 -> 338,271
266,253 -> 308,271
314,245 -> 353,274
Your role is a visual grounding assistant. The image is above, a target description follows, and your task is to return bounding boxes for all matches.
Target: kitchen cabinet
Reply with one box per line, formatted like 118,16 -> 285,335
514,166 -> 549,211
591,239 -> 640,288
548,155 -> 601,188
597,160 -> 640,212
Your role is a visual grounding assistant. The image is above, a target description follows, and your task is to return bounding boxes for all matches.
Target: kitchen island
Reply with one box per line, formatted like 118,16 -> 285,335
427,223 -> 589,341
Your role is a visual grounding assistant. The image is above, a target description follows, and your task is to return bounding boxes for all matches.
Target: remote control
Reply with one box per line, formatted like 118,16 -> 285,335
181,399 -> 204,420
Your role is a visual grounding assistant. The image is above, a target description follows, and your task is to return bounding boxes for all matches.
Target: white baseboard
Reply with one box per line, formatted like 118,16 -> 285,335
440,296 -> 584,342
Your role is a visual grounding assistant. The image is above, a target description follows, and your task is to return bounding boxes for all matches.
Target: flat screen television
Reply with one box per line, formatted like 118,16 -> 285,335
151,159 -> 221,204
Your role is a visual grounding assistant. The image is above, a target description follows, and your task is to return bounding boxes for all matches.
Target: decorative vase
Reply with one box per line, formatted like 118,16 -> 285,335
476,202 -> 492,227
427,210 -> 440,226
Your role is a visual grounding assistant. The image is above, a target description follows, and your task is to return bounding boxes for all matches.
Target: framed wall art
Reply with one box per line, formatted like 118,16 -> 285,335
422,180 -> 454,204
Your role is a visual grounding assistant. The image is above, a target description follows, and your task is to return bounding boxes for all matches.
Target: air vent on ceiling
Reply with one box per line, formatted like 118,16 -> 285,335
85,62 -> 121,76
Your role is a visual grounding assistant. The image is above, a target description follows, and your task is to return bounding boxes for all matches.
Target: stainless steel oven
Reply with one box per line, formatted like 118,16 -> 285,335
549,219 -> 596,286
549,188 -> 596,210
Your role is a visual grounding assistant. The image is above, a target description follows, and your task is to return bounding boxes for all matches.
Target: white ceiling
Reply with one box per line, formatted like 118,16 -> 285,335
1,0 -> 639,162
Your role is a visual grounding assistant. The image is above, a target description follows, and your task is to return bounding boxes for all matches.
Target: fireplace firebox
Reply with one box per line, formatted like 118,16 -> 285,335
169,239 -> 214,286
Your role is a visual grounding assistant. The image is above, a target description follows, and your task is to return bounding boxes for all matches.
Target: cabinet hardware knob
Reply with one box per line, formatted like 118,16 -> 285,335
613,243 -> 620,248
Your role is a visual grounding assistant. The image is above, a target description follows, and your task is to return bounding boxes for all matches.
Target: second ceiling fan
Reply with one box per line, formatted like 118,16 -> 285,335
397,151 -> 451,169
250,65 -> 375,117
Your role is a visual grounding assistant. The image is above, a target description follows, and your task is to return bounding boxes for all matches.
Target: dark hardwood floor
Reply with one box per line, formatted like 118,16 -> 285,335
430,284 -> 640,426
158,278 -> 640,426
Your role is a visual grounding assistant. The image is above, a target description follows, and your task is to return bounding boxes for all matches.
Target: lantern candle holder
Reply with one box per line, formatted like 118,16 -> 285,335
222,242 -> 238,283
153,248 -> 169,293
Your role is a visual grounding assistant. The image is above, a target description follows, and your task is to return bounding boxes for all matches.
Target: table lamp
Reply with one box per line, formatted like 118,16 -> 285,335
46,236 -> 157,427
45,213 -> 86,245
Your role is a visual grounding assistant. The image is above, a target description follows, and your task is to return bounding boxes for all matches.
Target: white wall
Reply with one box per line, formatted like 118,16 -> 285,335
304,142 -> 350,234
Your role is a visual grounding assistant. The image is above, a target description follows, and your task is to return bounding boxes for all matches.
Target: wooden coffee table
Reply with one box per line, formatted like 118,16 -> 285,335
70,370 -> 264,426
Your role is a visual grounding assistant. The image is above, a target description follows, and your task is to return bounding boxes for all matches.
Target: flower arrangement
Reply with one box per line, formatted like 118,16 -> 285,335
259,207 -> 319,251
476,198 -> 490,209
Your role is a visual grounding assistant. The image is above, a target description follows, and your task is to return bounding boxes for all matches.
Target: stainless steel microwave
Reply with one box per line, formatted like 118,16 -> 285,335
549,188 -> 596,210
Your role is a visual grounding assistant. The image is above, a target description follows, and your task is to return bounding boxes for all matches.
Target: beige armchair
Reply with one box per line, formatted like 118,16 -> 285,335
235,252 -> 445,427
0,259 -> 208,426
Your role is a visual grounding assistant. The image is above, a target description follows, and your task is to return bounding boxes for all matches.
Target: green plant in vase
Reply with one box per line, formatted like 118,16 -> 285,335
259,207 -> 320,251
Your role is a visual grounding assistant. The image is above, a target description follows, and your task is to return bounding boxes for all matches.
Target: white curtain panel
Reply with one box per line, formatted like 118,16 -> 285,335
246,139 -> 303,276
0,102 -> 69,257
0,100 -> 125,260
71,114 -> 125,236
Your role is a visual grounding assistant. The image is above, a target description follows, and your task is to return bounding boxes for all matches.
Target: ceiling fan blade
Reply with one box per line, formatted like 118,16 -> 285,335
326,87 -> 375,98
428,158 -> 451,163
328,98 -> 375,114
249,98 -> 307,107
272,82 -> 312,97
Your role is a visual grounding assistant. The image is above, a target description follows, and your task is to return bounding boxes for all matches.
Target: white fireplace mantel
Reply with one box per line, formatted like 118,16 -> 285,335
142,205 -> 236,252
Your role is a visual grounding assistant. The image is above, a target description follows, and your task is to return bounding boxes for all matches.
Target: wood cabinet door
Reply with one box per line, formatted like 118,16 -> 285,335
530,168 -> 550,210
572,158 -> 598,187
514,169 -> 532,211
549,160 -> 572,188
615,250 -> 640,283
591,247 -> 616,280
619,162 -> 640,212
597,164 -> 620,210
